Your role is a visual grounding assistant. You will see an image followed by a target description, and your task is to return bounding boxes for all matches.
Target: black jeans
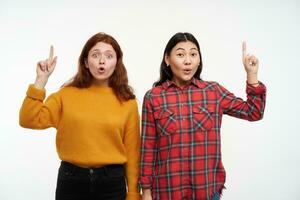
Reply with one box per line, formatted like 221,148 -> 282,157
55,161 -> 126,200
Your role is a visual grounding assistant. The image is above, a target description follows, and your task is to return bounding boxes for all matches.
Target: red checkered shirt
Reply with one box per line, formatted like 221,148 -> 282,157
139,78 -> 266,200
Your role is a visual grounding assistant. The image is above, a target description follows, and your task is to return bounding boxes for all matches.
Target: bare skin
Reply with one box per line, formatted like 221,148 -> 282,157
34,46 -> 57,89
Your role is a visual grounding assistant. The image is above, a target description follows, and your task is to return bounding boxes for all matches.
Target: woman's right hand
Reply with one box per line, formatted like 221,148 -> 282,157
142,189 -> 152,200
34,46 -> 57,89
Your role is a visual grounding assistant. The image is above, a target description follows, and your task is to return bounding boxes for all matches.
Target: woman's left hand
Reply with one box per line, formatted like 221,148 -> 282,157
242,41 -> 259,75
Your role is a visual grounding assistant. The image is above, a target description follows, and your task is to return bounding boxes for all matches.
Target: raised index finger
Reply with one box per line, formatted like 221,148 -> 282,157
242,41 -> 247,58
49,45 -> 54,60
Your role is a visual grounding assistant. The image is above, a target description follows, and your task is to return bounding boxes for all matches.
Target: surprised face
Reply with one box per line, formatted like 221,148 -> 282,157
86,42 -> 117,86
165,41 -> 200,87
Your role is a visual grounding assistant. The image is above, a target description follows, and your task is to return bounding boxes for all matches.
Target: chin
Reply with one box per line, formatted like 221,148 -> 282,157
182,76 -> 193,81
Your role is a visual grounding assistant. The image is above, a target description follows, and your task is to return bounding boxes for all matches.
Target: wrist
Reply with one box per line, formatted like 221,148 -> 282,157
246,80 -> 260,87
247,80 -> 259,85
142,188 -> 151,195
34,76 -> 48,89
247,74 -> 258,84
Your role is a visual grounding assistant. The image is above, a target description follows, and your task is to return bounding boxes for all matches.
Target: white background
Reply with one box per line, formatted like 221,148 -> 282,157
1,0 -> 299,199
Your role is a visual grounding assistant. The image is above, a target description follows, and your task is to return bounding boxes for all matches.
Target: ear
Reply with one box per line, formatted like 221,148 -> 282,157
84,59 -> 89,69
164,55 -> 170,66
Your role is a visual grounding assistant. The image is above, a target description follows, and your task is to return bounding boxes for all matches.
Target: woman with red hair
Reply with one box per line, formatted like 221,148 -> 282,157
19,33 -> 140,200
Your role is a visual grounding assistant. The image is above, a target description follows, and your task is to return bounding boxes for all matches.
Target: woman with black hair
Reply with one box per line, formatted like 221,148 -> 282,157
139,32 -> 266,200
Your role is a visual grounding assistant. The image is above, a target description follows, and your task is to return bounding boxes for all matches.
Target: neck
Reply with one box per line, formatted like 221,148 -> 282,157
172,78 -> 191,88
92,79 -> 109,87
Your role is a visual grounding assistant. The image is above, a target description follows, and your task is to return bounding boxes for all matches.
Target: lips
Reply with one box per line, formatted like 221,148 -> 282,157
183,68 -> 192,74
97,67 -> 105,74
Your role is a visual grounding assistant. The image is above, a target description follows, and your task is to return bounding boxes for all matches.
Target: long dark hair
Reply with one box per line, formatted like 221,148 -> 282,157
63,32 -> 135,102
154,32 -> 203,86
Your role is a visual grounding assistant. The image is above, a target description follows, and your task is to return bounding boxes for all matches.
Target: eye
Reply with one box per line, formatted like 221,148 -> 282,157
106,54 -> 113,59
91,53 -> 98,58
177,53 -> 184,57
191,53 -> 198,57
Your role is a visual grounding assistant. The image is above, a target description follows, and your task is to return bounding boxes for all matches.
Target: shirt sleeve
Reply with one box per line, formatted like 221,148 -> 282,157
139,91 -> 157,189
123,99 -> 141,200
19,84 -> 61,129
217,81 -> 267,121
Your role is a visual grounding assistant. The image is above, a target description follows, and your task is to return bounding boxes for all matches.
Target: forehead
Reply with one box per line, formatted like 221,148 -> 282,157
90,42 -> 115,52
173,41 -> 198,51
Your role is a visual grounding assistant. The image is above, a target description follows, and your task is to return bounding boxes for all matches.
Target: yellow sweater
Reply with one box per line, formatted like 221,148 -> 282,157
19,84 -> 141,199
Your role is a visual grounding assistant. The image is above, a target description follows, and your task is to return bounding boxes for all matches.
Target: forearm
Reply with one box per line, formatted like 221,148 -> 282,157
34,76 -> 49,89
124,107 -> 141,194
125,156 -> 141,200
219,82 -> 266,121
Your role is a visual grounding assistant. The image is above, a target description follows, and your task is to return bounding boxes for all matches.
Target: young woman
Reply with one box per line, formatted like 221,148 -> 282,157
139,32 -> 266,200
19,33 -> 141,200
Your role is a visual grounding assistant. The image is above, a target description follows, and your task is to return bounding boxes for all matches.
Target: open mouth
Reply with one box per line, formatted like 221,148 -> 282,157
98,67 -> 105,73
183,69 -> 192,73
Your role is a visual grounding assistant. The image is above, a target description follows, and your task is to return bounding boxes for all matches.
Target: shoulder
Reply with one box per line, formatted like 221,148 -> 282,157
54,86 -> 83,96
46,86 -> 82,101
143,85 -> 165,99
195,79 -> 220,89
124,98 -> 138,106
199,80 -> 231,96
122,98 -> 139,111
194,80 -> 229,93
58,86 -> 80,93
121,98 -> 139,117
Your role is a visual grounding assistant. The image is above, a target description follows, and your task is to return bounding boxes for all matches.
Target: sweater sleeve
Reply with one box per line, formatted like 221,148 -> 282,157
217,82 -> 266,121
124,99 -> 141,200
19,84 -> 61,129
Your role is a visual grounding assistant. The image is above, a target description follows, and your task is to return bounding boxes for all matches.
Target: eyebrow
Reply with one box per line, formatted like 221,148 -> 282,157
176,47 -> 198,51
90,49 -> 114,53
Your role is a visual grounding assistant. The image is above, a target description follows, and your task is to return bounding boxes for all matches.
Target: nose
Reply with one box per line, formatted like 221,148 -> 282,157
99,55 -> 105,64
184,55 -> 191,65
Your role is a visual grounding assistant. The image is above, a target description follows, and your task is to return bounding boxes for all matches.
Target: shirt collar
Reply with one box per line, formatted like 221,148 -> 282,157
162,78 -> 204,90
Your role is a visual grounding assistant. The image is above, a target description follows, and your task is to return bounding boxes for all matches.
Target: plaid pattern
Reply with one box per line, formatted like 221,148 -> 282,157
139,78 -> 266,200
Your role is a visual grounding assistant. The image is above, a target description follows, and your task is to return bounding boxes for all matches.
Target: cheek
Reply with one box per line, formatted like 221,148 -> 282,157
193,65 -> 199,72
170,66 -> 182,79
170,59 -> 181,69
87,59 -> 97,67
170,63 -> 183,74
171,58 -> 185,68
107,60 -> 117,70
169,65 -> 178,74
